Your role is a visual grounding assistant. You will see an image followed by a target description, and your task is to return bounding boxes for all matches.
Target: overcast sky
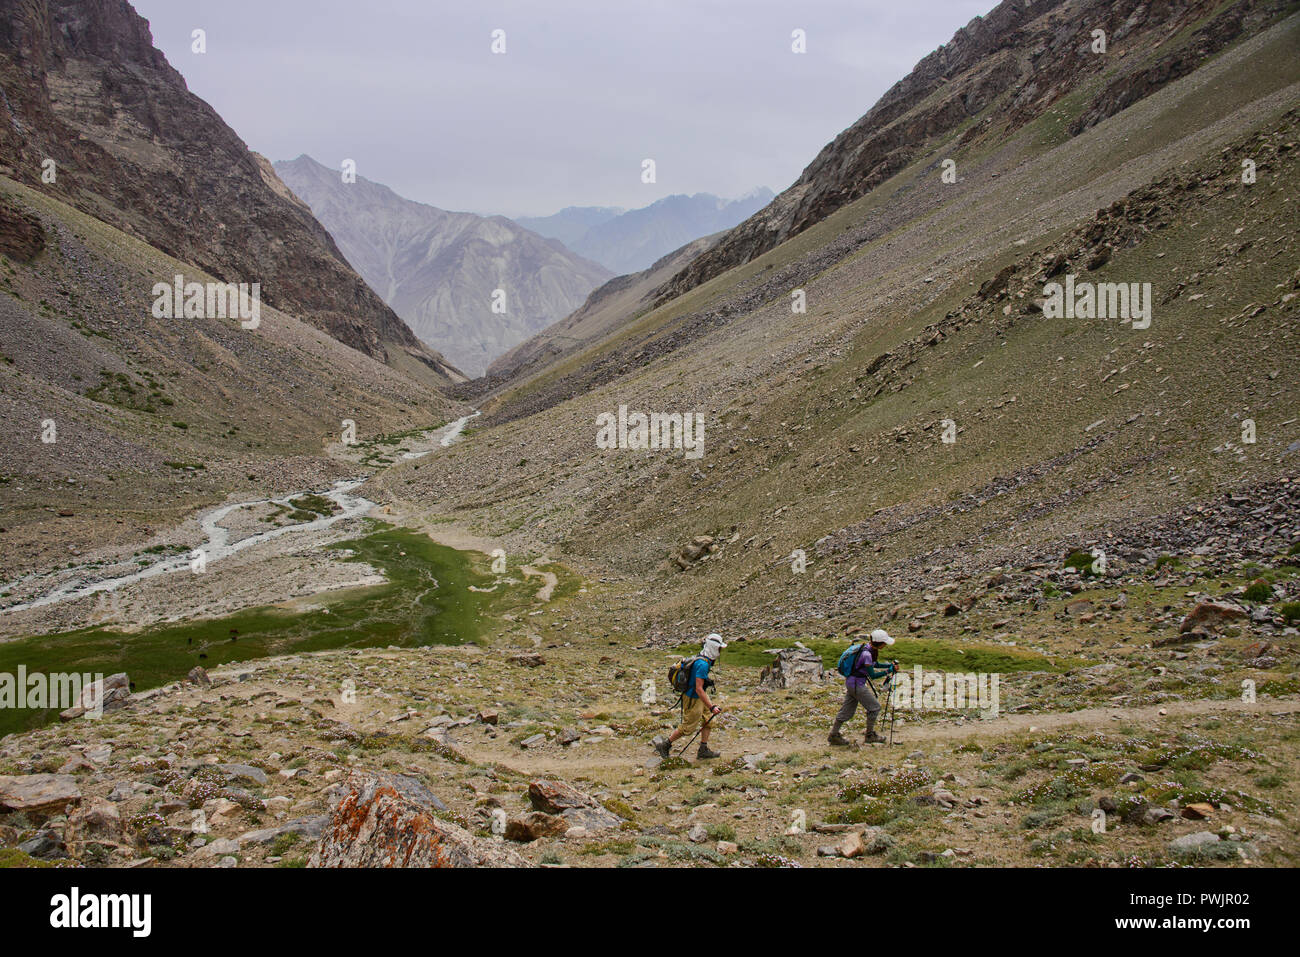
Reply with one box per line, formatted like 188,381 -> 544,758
131,0 -> 996,217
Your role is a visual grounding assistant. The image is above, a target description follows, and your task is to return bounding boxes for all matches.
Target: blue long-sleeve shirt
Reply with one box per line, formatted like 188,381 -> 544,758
847,645 -> 894,688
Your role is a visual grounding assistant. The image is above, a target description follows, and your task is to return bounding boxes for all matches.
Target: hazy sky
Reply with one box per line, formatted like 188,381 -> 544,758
131,0 -> 995,217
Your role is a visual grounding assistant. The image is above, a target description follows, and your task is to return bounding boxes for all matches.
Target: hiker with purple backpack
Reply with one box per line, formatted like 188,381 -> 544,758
828,629 -> 897,746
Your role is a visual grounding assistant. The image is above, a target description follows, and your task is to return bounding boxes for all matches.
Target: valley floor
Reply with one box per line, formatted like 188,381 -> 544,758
1,465 -> 1296,867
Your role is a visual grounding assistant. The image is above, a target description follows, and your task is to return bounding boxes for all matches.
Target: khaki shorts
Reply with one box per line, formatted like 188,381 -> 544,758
677,695 -> 707,735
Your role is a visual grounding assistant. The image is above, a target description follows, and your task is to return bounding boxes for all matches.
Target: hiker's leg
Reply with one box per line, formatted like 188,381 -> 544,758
856,684 -> 882,736
677,697 -> 704,740
831,687 -> 857,735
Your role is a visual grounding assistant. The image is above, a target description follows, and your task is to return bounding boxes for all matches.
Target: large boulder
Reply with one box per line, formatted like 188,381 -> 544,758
59,673 -> 130,721
0,773 -> 81,814
310,771 -> 527,868
528,779 -> 595,814
526,779 -> 622,833
504,811 -> 569,842
758,647 -> 827,690
1179,601 -> 1247,634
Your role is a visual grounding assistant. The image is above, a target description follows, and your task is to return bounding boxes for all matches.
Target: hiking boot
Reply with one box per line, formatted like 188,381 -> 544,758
863,731 -> 886,744
697,744 -> 721,760
652,737 -> 671,759
827,732 -> 850,746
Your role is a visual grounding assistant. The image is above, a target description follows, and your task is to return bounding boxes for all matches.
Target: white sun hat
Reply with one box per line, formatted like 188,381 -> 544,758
701,633 -> 727,659
870,629 -> 895,645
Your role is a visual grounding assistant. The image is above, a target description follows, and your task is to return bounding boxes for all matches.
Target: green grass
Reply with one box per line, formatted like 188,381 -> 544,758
0,848 -> 55,868
0,523 -> 518,735
673,635 -> 1083,675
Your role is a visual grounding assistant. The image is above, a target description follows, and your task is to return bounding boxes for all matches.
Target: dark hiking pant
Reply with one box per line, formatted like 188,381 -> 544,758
831,681 -> 880,734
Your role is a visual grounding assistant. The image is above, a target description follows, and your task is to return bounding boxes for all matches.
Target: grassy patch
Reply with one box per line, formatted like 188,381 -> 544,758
0,523 -> 520,735
676,636 -> 1082,674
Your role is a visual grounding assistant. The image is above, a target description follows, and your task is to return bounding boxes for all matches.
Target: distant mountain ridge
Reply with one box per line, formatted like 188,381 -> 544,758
517,189 -> 773,275
275,156 -> 613,377
514,206 -> 625,249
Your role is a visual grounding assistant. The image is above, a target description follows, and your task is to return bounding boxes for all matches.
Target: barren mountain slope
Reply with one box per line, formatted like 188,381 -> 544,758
520,190 -> 774,276
0,177 -> 464,581
655,0 -> 1296,305
372,12 -> 1300,641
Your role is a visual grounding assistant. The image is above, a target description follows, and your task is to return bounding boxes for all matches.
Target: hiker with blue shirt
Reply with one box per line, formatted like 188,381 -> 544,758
653,633 -> 725,760
828,629 -> 897,746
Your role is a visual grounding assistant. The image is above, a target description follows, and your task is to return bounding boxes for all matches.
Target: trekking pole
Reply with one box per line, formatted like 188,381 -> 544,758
675,708 -> 719,757
883,660 -> 894,743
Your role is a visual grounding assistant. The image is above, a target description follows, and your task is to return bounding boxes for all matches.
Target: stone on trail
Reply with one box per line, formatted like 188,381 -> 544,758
239,815 -> 329,846
312,771 -> 525,868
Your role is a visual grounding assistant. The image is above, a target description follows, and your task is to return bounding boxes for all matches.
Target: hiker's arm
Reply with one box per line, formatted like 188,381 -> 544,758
696,676 -> 718,712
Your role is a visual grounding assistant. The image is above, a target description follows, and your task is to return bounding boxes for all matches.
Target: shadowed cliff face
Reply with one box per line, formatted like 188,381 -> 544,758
652,0 -> 1292,307
0,0 -> 463,383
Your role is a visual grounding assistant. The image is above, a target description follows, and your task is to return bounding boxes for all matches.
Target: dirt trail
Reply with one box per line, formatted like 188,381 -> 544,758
521,565 -> 558,602
458,696 -> 1300,775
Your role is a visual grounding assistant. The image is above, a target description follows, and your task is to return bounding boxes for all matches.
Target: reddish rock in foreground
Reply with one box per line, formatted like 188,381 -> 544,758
311,771 -> 527,868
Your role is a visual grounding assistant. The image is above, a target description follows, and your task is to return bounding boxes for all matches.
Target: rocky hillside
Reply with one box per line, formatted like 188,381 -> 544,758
275,156 -> 613,378
378,10 -> 1300,642
0,176 -> 464,581
654,0 -> 1295,305
0,0 -> 462,383
518,189 -> 774,276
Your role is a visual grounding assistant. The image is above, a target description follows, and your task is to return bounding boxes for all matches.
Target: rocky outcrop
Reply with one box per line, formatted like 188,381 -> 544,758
505,779 -> 622,841
759,647 -> 827,690
59,672 -> 130,721
0,0 -> 461,383
0,196 -> 44,261
311,771 -> 527,867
